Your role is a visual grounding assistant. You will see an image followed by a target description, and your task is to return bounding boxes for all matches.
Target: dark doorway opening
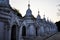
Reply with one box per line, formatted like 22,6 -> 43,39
22,26 -> 26,36
11,25 -> 16,40
36,28 -> 37,36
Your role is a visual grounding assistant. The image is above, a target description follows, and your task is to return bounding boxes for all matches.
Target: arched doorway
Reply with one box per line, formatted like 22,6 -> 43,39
22,26 -> 26,36
11,25 -> 16,40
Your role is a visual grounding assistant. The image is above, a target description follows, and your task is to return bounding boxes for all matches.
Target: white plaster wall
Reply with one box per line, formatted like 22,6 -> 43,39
0,22 -> 4,40
28,25 -> 36,36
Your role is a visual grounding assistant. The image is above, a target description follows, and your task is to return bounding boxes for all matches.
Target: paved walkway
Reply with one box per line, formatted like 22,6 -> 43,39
19,32 -> 60,40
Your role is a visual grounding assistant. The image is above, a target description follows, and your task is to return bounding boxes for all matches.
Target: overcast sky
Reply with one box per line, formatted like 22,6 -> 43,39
10,0 -> 60,23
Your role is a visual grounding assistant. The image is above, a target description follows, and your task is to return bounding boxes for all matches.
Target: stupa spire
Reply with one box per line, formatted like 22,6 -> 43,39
38,9 -> 40,14
37,9 -> 41,19
43,14 -> 46,21
25,0 -> 32,17
47,17 -> 49,22
28,0 -> 30,9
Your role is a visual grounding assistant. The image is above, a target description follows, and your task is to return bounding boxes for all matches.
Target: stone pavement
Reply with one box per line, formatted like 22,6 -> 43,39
46,32 -> 60,40
20,32 -> 60,40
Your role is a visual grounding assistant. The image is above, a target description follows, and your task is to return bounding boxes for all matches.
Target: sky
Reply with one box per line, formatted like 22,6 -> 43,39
10,0 -> 60,23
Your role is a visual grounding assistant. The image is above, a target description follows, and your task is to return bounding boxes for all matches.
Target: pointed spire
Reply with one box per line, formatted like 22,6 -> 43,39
37,10 -> 41,19
38,9 -> 40,14
43,14 -> 45,18
43,12 -> 45,18
43,14 -> 46,20
25,0 -> 32,17
47,17 -> 49,22
38,9 -> 40,16
28,0 -> 30,9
